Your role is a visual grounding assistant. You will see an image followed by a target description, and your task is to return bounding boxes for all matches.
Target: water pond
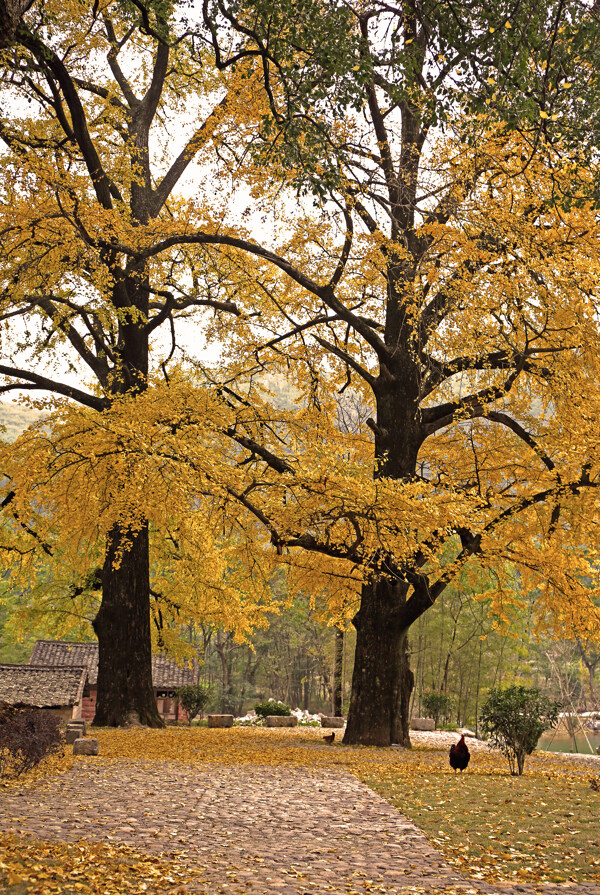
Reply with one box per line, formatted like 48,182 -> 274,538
537,729 -> 600,756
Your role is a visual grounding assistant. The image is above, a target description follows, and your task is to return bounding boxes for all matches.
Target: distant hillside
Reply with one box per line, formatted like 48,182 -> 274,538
0,401 -> 44,442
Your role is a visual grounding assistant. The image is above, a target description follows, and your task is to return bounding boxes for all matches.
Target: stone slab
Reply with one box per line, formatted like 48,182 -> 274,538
265,716 -> 298,727
320,716 -> 345,728
458,727 -> 477,738
207,714 -> 234,728
410,717 -> 435,731
67,720 -> 87,735
73,737 -> 99,755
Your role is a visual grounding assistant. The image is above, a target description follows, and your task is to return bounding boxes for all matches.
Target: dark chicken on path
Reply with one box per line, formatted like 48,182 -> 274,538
323,732 -> 335,744
449,735 -> 470,772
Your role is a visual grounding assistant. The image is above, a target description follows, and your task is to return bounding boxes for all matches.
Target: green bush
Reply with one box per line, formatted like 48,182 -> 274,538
479,685 -> 561,775
421,690 -> 454,728
175,684 -> 212,725
254,700 -> 291,718
0,707 -> 63,778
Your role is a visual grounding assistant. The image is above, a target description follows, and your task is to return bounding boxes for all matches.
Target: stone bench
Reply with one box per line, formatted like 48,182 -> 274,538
320,716 -> 345,728
265,715 -> 298,727
207,714 -> 234,728
410,717 -> 435,731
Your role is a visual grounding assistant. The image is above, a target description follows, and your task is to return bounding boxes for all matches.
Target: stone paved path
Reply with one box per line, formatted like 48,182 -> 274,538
1,759 -> 599,895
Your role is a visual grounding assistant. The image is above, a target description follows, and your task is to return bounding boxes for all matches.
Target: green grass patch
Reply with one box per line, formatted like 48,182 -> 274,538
360,749 -> 600,885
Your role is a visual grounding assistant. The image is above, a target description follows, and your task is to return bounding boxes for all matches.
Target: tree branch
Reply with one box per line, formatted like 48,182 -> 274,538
0,365 -> 106,410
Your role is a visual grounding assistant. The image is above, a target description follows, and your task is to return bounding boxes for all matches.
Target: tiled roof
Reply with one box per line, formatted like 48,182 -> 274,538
0,664 -> 88,708
149,654 -> 198,689
29,641 -> 98,681
29,641 -> 198,688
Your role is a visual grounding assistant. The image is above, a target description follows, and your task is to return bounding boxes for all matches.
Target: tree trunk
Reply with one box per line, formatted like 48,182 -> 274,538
342,368 -> 422,746
92,522 -> 163,727
588,666 -> 596,705
303,670 -> 310,710
333,626 -> 344,716
215,630 -> 232,712
343,575 -> 414,747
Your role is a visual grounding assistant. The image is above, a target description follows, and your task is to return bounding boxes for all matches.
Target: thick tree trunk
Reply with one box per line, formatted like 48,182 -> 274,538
92,522 -> 163,727
342,368 -> 421,746
343,575 -> 414,747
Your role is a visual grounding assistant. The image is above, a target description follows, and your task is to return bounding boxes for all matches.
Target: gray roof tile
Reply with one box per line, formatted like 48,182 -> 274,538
0,664 -> 88,708
29,641 -> 197,688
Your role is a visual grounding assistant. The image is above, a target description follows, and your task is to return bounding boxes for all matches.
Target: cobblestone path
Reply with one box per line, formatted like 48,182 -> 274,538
0,759 -> 599,895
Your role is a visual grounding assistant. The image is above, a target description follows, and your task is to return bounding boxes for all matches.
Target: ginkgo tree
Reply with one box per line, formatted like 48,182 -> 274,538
140,0 -> 600,746
0,0 -> 281,726
3,0 -> 600,746
40,113 -> 600,743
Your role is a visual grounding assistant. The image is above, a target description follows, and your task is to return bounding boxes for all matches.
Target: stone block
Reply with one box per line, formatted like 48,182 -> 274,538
410,717 -> 435,731
320,716 -> 345,728
67,720 -> 86,735
265,715 -> 298,727
207,714 -> 234,728
66,728 -> 84,744
73,737 -> 99,755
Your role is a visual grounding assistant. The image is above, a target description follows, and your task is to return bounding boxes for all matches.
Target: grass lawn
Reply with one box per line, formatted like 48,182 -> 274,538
358,750 -> 600,885
0,727 -> 598,892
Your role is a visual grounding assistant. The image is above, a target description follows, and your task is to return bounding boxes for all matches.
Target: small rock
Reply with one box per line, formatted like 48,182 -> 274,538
73,737 -> 99,756
320,716 -> 345,728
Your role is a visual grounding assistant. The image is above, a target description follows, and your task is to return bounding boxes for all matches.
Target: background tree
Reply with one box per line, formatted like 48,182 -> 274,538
577,638 -> 600,707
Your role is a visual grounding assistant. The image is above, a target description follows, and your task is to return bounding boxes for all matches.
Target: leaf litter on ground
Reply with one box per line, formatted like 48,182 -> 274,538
0,726 -> 598,893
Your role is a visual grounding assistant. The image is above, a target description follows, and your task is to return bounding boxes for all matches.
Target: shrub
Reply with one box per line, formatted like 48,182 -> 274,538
479,685 -> 561,775
0,707 -> 64,779
0,701 -> 18,725
175,684 -> 212,726
421,690 -> 454,729
254,700 -> 291,719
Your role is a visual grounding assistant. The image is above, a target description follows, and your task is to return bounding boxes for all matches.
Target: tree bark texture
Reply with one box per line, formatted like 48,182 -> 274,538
343,366 -> 423,746
343,575 -> 414,747
93,523 -> 163,727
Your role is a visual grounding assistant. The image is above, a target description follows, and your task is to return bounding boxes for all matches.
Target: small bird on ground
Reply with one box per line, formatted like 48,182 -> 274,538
449,734 -> 470,772
323,732 -> 335,745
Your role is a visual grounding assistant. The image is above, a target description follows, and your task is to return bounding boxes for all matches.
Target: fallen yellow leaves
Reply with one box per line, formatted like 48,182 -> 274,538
0,749 -> 76,791
92,726 -> 600,886
0,833 -> 205,894
1,726 -> 599,892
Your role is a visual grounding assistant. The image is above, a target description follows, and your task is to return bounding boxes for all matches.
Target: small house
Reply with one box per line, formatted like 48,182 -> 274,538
28,641 -> 198,723
0,663 -> 89,721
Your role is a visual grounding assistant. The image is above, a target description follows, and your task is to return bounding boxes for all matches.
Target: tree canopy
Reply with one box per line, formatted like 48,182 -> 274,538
1,0 -> 600,741
0,0 -> 280,724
